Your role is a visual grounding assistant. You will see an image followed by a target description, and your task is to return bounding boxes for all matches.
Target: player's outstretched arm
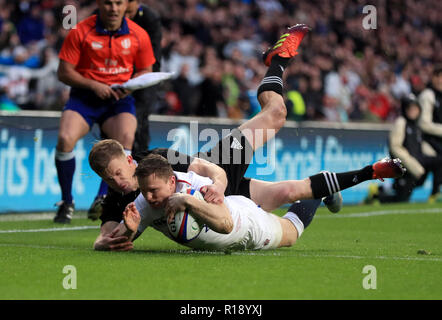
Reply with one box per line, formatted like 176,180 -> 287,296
165,193 -> 233,234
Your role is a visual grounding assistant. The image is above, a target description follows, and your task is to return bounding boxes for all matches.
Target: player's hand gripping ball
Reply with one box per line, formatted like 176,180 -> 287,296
167,189 -> 204,242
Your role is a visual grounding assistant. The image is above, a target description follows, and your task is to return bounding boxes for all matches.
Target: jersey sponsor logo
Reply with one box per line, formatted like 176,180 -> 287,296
91,41 -> 103,50
121,38 -> 131,49
96,66 -> 130,74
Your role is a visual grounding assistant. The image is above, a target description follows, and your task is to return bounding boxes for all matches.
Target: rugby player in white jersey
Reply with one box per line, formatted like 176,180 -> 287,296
121,153 -> 405,251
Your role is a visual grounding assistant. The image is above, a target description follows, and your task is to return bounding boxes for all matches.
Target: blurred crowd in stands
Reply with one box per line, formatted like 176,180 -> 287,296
0,0 -> 440,123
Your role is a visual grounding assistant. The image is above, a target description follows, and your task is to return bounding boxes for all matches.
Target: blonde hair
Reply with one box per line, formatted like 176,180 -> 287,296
89,139 -> 126,175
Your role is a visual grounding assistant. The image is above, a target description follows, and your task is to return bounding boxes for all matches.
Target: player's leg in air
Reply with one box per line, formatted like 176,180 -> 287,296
202,25 -> 310,165
195,24 -> 312,204
197,25 -> 346,215
267,159 -> 406,248
239,24 -> 310,151
234,25 -> 405,212
250,158 -> 406,212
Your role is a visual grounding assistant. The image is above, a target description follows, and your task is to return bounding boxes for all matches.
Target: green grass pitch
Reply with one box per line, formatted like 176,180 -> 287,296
0,202 -> 441,300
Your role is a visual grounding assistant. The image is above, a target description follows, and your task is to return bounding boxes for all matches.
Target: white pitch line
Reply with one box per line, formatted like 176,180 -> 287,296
0,213 -> 87,222
317,207 -> 442,218
197,251 -> 442,262
0,225 -> 99,233
289,253 -> 442,262
0,208 -> 440,234
0,243 -> 440,263
2,207 -> 440,223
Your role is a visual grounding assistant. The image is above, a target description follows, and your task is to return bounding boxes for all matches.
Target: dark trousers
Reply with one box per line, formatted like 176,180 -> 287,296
418,155 -> 442,195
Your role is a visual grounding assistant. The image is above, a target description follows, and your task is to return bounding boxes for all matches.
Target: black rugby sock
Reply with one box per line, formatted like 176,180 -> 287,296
257,56 -> 290,96
287,199 -> 321,229
309,166 -> 374,199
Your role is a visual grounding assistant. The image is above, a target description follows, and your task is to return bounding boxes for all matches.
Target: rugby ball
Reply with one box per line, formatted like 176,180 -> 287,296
168,189 -> 204,242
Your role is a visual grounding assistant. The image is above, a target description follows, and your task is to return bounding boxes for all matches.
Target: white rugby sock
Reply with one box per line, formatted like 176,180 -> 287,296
55,150 -> 75,161
282,211 -> 304,238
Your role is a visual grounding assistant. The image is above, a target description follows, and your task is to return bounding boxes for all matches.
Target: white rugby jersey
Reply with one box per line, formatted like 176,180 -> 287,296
135,171 -> 212,240
134,171 -> 273,250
